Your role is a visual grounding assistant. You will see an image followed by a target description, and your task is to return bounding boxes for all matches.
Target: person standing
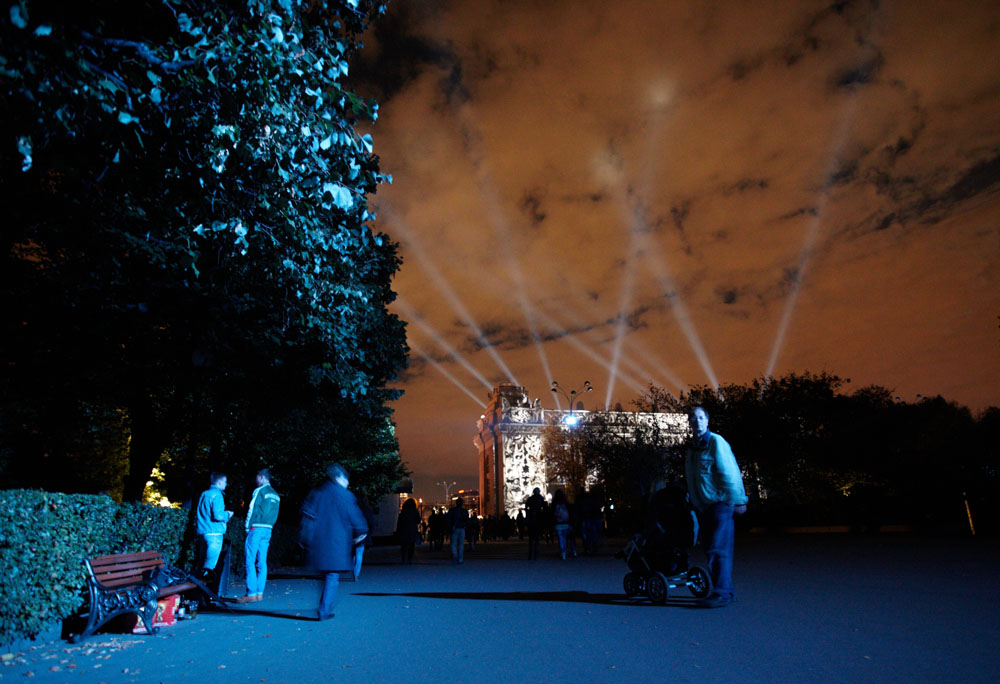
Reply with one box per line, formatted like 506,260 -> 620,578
196,472 -> 233,579
525,487 -> 545,560
552,489 -> 576,560
447,497 -> 470,564
237,469 -> 280,603
396,498 -> 421,564
300,464 -> 368,620
685,406 -> 748,608
466,511 -> 480,551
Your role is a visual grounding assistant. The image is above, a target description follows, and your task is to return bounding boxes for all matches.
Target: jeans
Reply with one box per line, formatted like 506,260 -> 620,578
353,544 -> 365,579
556,525 -> 576,558
245,527 -> 272,596
701,502 -> 736,598
451,527 -> 466,563
319,572 -> 339,619
201,533 -> 223,571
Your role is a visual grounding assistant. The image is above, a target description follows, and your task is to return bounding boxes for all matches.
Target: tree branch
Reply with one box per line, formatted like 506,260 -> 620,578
81,32 -> 198,73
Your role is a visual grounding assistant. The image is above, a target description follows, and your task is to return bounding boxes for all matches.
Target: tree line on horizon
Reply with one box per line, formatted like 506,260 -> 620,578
544,372 -> 1000,534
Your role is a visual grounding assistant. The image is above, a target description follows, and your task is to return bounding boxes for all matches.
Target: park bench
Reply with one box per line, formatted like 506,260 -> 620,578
72,550 -> 228,643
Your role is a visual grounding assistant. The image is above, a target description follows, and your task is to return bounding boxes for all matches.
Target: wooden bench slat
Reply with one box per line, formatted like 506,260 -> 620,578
73,550 -> 227,643
94,560 -> 163,576
89,551 -> 163,565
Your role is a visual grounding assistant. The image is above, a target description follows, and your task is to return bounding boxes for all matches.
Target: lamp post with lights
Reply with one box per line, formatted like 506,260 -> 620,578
437,480 -> 457,505
551,380 -> 592,426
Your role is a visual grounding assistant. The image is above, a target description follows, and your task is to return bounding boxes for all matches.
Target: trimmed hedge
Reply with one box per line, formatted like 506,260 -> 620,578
0,490 -> 189,647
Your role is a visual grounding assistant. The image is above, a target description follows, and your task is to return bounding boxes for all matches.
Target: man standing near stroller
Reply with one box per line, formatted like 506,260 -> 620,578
685,406 -> 748,608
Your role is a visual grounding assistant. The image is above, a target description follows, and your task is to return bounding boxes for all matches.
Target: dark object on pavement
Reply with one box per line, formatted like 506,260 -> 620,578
618,484 -> 711,604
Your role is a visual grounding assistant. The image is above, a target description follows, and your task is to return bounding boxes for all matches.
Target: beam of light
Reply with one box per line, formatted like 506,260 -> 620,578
632,81 -> 720,392
764,97 -> 860,380
408,340 -> 487,407
395,297 -> 495,391
380,205 -> 520,386
453,104 -> 557,396
541,294 -> 654,396
603,203 -> 642,409
552,282 -> 686,394
532,305 -> 649,402
600,81 -> 678,407
642,236 -> 719,391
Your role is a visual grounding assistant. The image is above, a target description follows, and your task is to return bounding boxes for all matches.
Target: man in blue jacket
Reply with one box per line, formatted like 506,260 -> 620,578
300,464 -> 367,620
685,406 -> 748,608
196,473 -> 234,578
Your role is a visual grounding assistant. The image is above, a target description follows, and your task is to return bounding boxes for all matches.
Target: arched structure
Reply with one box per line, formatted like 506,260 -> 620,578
474,383 -> 689,517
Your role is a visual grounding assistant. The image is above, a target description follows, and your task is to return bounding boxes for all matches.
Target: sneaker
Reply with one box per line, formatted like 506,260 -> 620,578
697,593 -> 734,608
235,595 -> 256,604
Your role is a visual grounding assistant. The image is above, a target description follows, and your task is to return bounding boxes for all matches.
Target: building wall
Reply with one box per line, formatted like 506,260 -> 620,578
474,384 -> 689,517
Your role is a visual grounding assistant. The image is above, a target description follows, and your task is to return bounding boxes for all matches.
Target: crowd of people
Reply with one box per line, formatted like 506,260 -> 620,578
193,405 -> 746,617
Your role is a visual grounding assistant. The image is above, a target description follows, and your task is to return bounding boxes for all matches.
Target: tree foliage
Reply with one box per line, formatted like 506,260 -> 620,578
540,420 -> 589,495
631,373 -> 999,531
1,0 -> 408,505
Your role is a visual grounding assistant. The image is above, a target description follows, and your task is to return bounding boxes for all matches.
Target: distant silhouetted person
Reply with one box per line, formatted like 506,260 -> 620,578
525,487 -> 545,560
196,472 -> 233,580
685,406 -> 748,608
552,489 -> 577,560
429,508 -> 446,550
353,493 -> 375,580
578,487 -> 604,554
466,512 -> 480,550
448,497 -> 470,564
397,498 -> 420,564
300,464 -> 368,620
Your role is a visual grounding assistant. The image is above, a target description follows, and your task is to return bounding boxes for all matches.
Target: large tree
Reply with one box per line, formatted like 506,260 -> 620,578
1,0 -> 408,501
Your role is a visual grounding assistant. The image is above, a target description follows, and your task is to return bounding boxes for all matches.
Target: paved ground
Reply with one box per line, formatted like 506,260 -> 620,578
3,535 -> 998,683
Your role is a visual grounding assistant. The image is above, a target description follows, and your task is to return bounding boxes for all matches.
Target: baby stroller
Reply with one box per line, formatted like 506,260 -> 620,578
619,484 -> 711,604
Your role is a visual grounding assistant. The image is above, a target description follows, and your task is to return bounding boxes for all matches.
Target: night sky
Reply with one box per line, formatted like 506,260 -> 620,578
348,0 -> 1000,498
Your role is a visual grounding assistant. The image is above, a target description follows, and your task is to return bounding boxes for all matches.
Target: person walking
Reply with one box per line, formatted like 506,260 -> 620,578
685,405 -> 748,608
552,489 -> 576,560
447,497 -> 470,564
300,464 -> 368,620
237,469 -> 280,603
196,472 -> 233,581
396,498 -> 421,564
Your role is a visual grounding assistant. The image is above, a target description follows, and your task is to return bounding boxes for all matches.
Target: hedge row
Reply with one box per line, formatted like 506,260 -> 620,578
0,490 -> 189,647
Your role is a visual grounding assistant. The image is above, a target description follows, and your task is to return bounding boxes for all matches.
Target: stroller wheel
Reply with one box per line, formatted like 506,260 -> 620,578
646,572 -> 668,604
623,572 -> 643,597
687,566 -> 712,598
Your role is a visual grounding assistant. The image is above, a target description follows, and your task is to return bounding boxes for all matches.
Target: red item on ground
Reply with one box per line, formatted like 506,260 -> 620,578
132,595 -> 179,633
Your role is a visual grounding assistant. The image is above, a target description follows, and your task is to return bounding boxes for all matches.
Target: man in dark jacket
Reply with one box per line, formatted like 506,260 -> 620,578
300,464 -> 368,620
237,468 -> 280,603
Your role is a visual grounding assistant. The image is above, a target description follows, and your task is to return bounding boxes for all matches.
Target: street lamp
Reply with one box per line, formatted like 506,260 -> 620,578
437,480 -> 457,503
551,380 -> 592,425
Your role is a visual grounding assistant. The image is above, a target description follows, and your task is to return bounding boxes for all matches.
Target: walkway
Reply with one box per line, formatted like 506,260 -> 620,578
3,535 -> 998,683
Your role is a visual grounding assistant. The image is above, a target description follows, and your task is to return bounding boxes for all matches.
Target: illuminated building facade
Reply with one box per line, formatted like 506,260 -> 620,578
474,383 -> 689,517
